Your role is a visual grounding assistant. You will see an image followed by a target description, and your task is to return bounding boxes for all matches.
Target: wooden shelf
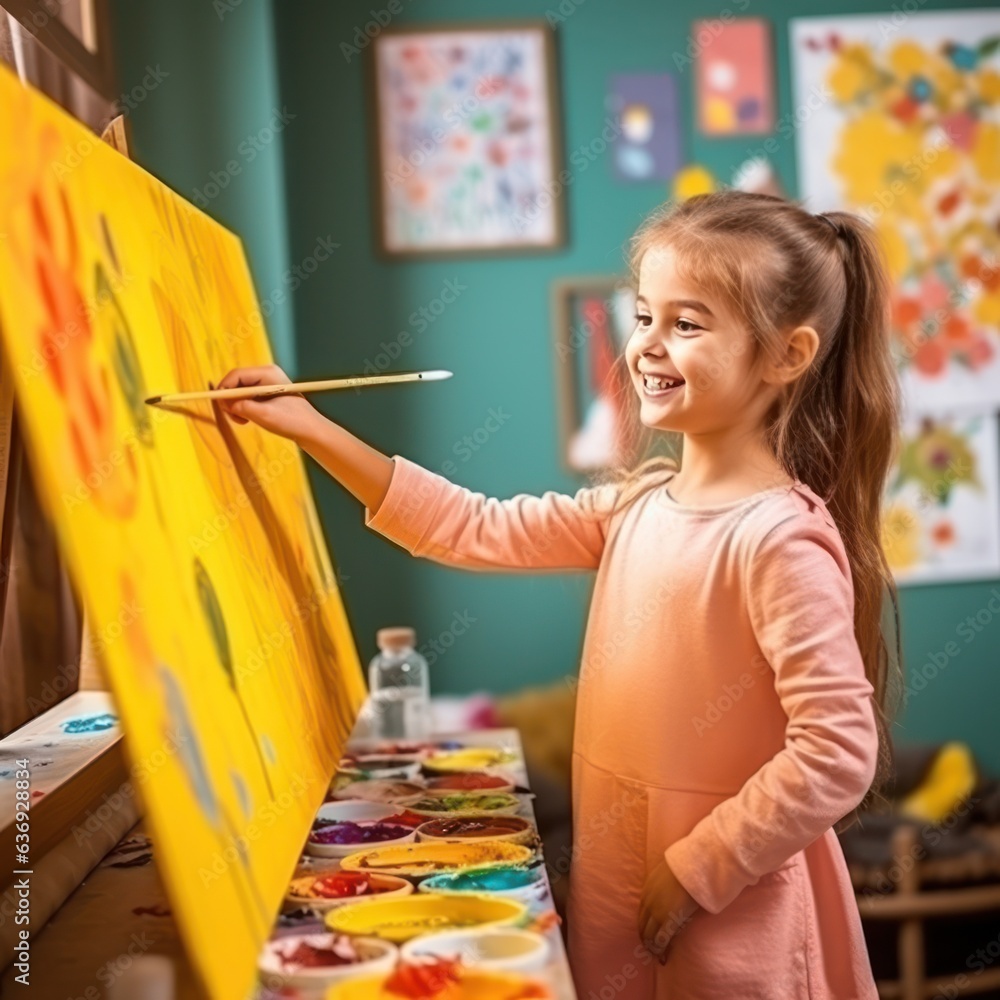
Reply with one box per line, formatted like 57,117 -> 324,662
0,690 -> 130,898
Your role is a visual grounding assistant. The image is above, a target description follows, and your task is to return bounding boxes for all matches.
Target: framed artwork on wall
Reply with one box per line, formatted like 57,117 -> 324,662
607,72 -> 683,182
791,10 -> 1000,585
551,276 -> 636,474
369,21 -> 565,257
695,17 -> 775,135
790,10 -> 1000,415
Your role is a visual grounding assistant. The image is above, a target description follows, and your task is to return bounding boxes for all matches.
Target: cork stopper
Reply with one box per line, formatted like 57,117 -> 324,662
376,626 -> 416,652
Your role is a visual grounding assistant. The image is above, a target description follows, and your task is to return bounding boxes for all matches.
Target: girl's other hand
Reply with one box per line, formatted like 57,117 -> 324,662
638,858 -> 700,964
216,365 -> 320,442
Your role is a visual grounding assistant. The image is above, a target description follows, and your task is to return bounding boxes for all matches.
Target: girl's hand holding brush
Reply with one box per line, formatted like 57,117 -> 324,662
216,365 -> 320,440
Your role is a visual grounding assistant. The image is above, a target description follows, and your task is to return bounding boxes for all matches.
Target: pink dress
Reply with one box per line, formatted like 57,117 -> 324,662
364,456 -> 880,999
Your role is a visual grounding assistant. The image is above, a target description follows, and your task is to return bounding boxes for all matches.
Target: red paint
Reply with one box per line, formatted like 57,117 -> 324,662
383,810 -> 426,828
308,872 -> 376,899
426,773 -> 510,793
275,936 -> 361,969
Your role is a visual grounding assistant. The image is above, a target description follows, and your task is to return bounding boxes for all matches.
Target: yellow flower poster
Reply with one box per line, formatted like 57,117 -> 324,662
0,65 -> 365,999
790,11 -> 1000,584
790,11 -> 1000,413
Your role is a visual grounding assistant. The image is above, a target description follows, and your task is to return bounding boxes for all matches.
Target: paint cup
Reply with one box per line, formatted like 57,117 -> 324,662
285,872 -> 413,913
324,968 -> 553,1000
416,816 -> 535,847
424,772 -> 516,796
306,821 -> 416,859
407,792 -> 522,819
416,866 -> 547,904
325,892 -> 526,943
339,840 -> 533,879
422,747 -> 519,774
330,779 -> 425,806
340,754 -> 423,781
314,801 -> 397,825
257,933 -> 397,990
400,927 -> 552,973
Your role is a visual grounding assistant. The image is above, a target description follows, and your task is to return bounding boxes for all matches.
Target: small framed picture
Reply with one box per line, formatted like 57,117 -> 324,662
369,21 -> 565,256
551,276 -> 637,473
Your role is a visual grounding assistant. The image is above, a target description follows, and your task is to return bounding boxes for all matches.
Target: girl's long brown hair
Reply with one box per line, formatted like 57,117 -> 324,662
600,190 -> 903,806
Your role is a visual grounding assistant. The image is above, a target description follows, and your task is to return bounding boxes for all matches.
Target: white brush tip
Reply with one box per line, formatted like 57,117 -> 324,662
419,369 -> 453,380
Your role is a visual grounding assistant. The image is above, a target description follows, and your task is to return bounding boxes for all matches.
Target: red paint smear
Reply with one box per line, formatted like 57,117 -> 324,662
69,422 -> 90,480
59,185 -> 78,269
384,959 -> 463,999
30,192 -> 51,251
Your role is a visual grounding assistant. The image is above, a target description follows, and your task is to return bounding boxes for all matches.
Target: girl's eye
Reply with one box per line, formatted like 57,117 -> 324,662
634,313 -> 652,327
675,318 -> 701,334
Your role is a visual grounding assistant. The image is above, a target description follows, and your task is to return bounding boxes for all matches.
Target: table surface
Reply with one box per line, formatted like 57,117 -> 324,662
2,726 -> 578,999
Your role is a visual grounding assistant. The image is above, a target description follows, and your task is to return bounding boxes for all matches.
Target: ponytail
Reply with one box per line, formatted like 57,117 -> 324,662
772,210 -> 903,808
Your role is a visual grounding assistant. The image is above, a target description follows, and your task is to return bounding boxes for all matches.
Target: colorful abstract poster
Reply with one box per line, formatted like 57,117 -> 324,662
372,24 -> 563,254
0,66 -> 365,1000
882,412 -> 1000,585
790,11 -> 1000,414
695,18 -> 775,135
608,73 -> 683,182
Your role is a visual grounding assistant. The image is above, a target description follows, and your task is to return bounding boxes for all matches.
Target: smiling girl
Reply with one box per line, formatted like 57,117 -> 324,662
217,190 -> 901,999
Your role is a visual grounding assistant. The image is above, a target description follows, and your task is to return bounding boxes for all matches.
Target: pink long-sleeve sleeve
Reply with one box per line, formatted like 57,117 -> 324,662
664,512 -> 879,915
362,455 -> 618,571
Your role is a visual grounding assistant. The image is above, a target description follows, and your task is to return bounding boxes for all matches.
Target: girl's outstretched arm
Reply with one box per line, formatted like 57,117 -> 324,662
663,512 -> 879,915
216,365 -> 616,572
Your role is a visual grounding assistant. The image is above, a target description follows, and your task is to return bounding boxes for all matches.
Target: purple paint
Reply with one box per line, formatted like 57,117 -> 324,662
308,821 -> 411,846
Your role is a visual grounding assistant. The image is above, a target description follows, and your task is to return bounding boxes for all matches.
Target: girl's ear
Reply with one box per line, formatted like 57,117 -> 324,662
763,324 -> 819,386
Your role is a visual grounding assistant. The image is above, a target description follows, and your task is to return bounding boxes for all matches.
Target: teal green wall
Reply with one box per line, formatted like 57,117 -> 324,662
109,0 -> 295,368
110,0 -> 1000,773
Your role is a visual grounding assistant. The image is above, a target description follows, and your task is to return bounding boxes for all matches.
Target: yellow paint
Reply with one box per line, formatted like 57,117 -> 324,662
340,841 -> 533,877
0,66 -> 365,1000
325,892 -> 526,943
423,748 -> 518,773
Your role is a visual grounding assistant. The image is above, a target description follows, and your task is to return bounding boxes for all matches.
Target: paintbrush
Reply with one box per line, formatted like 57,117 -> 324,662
144,369 -> 453,406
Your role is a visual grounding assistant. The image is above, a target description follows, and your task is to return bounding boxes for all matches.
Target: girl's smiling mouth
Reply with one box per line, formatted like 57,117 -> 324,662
641,372 -> 685,398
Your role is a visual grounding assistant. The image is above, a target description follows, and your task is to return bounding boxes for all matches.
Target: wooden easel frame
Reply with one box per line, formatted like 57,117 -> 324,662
1,0 -> 117,101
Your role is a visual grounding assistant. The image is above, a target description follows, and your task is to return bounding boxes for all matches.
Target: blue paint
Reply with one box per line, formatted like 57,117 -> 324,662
62,713 -> 118,734
232,770 -> 252,818
422,865 -> 540,893
160,666 -> 219,824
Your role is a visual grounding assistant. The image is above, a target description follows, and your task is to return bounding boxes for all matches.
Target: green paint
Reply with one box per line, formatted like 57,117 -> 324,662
110,0 -> 1000,775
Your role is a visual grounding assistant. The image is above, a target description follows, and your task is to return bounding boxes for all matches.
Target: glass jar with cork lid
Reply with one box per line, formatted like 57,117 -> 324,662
367,626 -> 430,740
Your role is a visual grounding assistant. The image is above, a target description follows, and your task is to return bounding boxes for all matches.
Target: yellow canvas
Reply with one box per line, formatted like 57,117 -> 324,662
0,66 -> 365,999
